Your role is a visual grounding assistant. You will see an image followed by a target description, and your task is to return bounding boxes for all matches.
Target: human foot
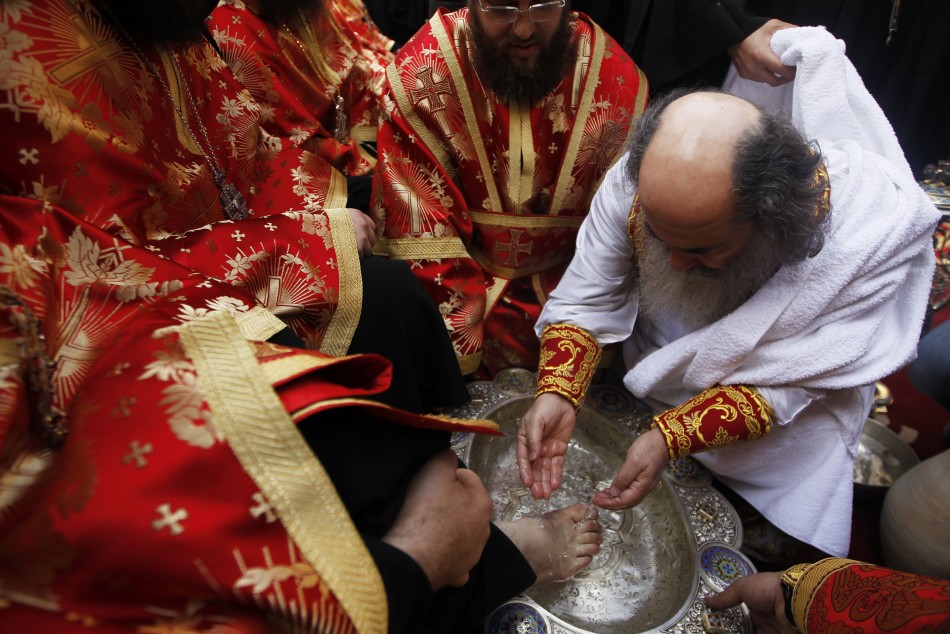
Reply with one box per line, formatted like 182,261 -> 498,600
498,503 -> 602,585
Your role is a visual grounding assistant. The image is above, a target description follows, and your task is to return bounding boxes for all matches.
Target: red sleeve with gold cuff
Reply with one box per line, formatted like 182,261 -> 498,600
536,324 -> 603,408
785,557 -> 950,633
653,386 -> 774,460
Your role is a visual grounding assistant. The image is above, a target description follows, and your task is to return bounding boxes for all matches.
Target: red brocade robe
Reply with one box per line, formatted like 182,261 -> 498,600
784,558 -> 950,633
209,0 -> 392,177
0,0 -> 362,353
371,8 -> 647,375
0,195 -> 500,632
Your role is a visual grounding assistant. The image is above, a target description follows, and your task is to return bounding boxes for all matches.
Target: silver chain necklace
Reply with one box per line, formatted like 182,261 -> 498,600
101,5 -> 250,221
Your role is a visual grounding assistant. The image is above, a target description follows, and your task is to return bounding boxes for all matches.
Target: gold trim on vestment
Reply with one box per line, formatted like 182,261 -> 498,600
458,351 -> 481,376
550,23 -> 606,214
257,351 -> 340,386
469,211 -> 585,229
180,311 -> 386,634
374,235 -> 470,260
351,124 -> 378,143
789,557 -> 859,630
292,397 -> 501,435
156,48 -> 202,157
326,169 -> 349,210
484,275 -> 509,321
235,306 -> 287,342
320,208 -> 362,356
508,98 -> 536,210
386,59 -> 459,183
430,14 -> 502,212
536,323 -> 602,407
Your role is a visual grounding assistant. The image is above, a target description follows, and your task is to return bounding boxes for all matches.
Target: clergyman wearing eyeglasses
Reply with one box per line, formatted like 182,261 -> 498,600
371,0 -> 648,378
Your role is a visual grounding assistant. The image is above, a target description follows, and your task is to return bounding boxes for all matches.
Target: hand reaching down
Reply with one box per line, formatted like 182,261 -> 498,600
592,427 -> 669,510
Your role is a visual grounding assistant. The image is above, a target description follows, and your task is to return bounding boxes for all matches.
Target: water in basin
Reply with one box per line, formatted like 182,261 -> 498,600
466,397 -> 698,633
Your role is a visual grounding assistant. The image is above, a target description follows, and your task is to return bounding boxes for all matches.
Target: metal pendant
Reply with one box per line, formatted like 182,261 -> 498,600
334,93 -> 348,143
218,180 -> 250,221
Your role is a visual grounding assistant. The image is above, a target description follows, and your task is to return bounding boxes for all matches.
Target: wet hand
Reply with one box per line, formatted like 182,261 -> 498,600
517,393 -> 577,499
592,427 -> 668,509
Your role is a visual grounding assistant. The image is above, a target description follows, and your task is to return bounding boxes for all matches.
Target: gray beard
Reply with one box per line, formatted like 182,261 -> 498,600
636,230 -> 783,332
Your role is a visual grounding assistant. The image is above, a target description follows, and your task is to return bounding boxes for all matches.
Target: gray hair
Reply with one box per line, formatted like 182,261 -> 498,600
626,88 -> 828,265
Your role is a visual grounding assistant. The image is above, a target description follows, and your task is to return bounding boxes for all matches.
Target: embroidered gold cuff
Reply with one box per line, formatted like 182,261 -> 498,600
652,385 -> 774,460
786,557 -> 857,631
536,323 -> 602,408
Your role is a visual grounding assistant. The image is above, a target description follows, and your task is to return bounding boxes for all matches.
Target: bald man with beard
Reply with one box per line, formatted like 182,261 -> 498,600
517,78 -> 940,566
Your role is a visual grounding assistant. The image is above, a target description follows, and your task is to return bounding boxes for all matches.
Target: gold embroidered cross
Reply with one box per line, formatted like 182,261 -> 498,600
409,66 -> 454,136
392,181 -> 424,236
497,229 -> 532,266
49,15 -> 127,87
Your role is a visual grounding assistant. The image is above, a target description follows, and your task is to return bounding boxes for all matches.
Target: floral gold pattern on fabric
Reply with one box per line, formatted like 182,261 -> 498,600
790,557 -> 950,633
536,324 -> 602,407
653,386 -> 774,460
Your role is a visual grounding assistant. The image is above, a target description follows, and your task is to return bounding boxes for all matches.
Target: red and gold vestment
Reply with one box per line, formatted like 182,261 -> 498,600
0,195 -> 499,632
372,8 -> 647,375
1,0 -> 361,352
209,0 -> 393,177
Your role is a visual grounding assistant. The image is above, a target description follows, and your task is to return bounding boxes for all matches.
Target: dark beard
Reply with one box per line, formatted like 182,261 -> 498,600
637,229 -> 783,332
470,11 -> 577,103
93,0 -> 218,44
257,0 -> 327,25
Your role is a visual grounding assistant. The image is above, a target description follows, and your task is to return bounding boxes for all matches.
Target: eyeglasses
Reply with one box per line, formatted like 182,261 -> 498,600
477,0 -> 566,23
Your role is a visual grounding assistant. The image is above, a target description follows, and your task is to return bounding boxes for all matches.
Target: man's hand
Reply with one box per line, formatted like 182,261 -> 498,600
382,449 -> 493,590
517,393 -> 577,499
349,208 -> 377,257
704,572 -> 797,634
592,427 -> 668,509
727,19 -> 798,86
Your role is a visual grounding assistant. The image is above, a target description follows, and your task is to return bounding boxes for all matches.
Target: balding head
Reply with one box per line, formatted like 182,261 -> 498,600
638,92 -> 762,252
627,88 -> 828,269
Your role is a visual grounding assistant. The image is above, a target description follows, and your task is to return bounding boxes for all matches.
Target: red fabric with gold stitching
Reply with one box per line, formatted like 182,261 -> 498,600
802,562 -> 950,633
653,386 -> 774,459
0,196 -> 496,631
536,323 -> 602,408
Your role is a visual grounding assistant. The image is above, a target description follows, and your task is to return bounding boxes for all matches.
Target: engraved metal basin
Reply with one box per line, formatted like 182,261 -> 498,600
451,371 -> 753,634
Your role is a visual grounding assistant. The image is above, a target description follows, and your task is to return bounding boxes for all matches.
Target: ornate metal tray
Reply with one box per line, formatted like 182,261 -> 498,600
450,370 -> 753,634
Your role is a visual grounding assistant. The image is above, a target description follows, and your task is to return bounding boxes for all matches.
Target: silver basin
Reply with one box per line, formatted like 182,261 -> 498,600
451,371 -> 753,634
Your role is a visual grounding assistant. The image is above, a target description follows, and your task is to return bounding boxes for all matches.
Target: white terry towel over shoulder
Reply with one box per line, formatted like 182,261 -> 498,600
627,27 -> 941,398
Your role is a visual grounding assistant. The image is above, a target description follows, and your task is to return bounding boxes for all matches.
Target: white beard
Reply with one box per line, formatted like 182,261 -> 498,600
637,230 -> 782,331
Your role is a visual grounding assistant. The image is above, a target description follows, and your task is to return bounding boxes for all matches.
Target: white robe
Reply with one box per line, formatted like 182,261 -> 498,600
537,27 -> 940,556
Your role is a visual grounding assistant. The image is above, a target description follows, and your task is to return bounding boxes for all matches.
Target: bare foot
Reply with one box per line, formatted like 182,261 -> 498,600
498,503 -> 602,585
